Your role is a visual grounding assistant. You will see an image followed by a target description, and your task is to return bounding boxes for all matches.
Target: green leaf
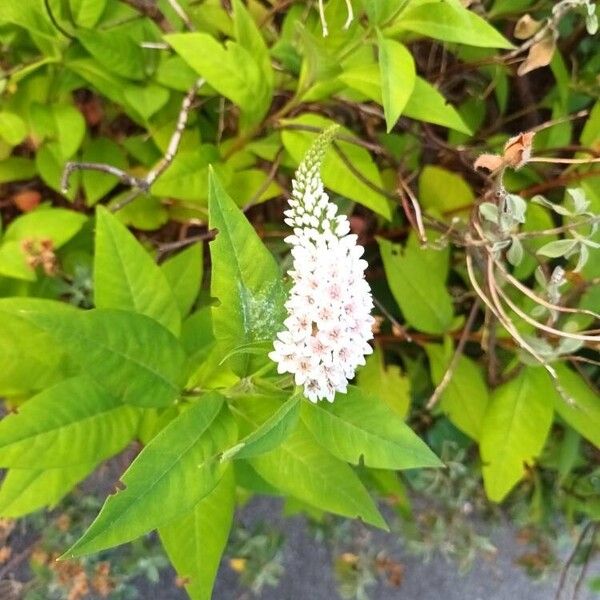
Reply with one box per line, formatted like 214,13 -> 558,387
3,207 -> 87,247
227,394 -> 301,460
536,238 -> 579,258
94,206 -> 181,335
31,104 -> 86,160
281,113 -> 392,219
81,138 -> 128,205
0,157 -> 36,184
552,364 -> 600,448
12,306 -> 186,408
245,405 -> 387,529
0,463 -> 97,518
0,376 -> 139,468
425,344 -> 489,440
404,77 -> 472,134
301,386 -> 441,470
377,34 -> 416,132
123,83 -> 170,121
160,466 -> 235,600
160,242 -> 203,317
0,111 -> 27,146
419,165 -> 475,215
165,32 -> 268,123
391,3 -> 514,48
77,29 -> 146,80
66,394 -> 237,557
378,237 -> 454,334
357,347 -> 411,419
208,168 -> 286,375
70,0 -> 107,27
480,368 -> 554,502
0,299 -> 75,395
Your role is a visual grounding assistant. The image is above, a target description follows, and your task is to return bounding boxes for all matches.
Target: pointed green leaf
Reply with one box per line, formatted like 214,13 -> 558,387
81,138 -> 127,205
160,466 -> 235,600
208,168 -> 286,375
239,398 -> 387,529
227,394 -> 301,460
378,237 -> 454,334
0,376 -> 139,468
160,242 -> 203,317
301,387 -> 441,470
552,364 -> 600,448
0,463 -> 97,518
377,34 -> 416,132
480,368 -> 554,502
94,206 -> 181,335
390,3 -> 514,48
404,77 -> 472,134
12,306 -> 186,408
66,394 -> 237,557
426,344 -> 489,440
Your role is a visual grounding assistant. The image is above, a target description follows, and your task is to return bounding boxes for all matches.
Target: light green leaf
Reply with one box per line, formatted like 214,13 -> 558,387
0,463 -> 97,518
160,466 -> 235,600
12,306 -> 186,408
160,242 -> 203,317
94,206 -> 181,335
0,298 -> 75,396
552,364 -> 600,448
0,157 -> 36,184
124,83 -> 170,121
82,138 -> 128,205
77,29 -> 146,80
3,207 -> 86,247
377,34 -> 416,132
281,113 -> 392,219
165,32 -> 268,122
208,168 -> 286,375
70,0 -> 106,27
301,386 -> 441,470
404,77 -> 472,134
536,238 -> 579,258
0,376 -> 139,468
378,237 -> 454,334
419,165 -> 474,215
425,344 -> 489,440
239,398 -> 387,529
0,112 -> 27,146
480,368 -> 554,502
66,394 -> 237,557
227,394 -> 301,460
31,104 -> 86,160
391,3 -> 514,48
357,347 -> 411,419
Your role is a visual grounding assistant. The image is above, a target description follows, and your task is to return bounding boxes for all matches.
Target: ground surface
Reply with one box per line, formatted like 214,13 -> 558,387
135,497 -> 597,600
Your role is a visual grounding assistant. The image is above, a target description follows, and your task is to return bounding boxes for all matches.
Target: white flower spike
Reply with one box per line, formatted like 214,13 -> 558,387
269,126 -> 375,402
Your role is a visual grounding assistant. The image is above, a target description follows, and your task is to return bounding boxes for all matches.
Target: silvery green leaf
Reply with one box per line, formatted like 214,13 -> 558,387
566,188 -> 590,215
506,194 -> 527,223
582,237 -> 600,249
537,238 -> 578,258
521,335 -> 554,358
479,201 -> 498,223
534,265 -> 548,289
586,12 -> 598,34
506,237 -> 523,266
531,304 -> 548,319
492,239 -> 511,252
557,336 -> 584,355
531,195 -> 571,216
573,243 -> 589,272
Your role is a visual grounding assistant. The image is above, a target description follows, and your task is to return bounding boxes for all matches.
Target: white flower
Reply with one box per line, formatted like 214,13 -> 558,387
268,126 -> 374,402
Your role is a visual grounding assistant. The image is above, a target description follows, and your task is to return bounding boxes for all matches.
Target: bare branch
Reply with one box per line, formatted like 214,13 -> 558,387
426,300 -> 480,410
61,162 -> 147,194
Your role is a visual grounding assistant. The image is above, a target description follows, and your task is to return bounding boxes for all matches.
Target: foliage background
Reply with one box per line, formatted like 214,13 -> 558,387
0,0 -> 599,598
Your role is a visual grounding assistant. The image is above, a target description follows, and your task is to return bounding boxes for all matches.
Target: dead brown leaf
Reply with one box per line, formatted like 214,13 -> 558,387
517,35 -> 556,76
514,14 -> 543,40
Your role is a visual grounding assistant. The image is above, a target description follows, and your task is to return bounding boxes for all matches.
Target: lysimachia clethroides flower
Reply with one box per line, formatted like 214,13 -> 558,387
269,126 -> 375,402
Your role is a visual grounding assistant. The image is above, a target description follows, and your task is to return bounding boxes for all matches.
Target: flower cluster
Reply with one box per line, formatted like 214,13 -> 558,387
269,127 -> 374,402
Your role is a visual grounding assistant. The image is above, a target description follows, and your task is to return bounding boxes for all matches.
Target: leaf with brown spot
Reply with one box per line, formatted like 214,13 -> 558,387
11,190 -> 41,212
